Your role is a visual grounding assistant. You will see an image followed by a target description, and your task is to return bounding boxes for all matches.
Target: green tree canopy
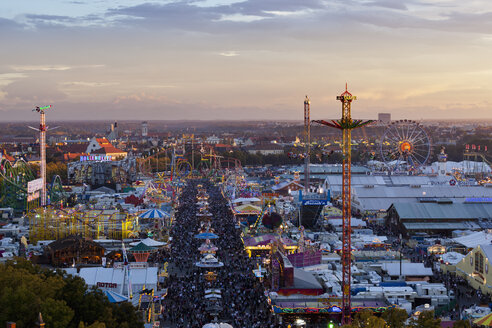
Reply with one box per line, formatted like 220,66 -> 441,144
382,307 -> 409,328
0,259 -> 143,328
452,320 -> 471,328
341,309 -> 387,328
409,310 -> 441,328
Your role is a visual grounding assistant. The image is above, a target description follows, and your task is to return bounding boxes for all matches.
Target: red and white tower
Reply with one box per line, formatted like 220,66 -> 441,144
313,85 -> 373,324
304,96 -> 311,191
33,105 -> 52,206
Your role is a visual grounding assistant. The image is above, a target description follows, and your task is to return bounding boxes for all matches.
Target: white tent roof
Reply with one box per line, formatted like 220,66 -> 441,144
231,197 -> 261,203
78,267 -> 158,286
202,324 -> 233,328
440,252 -> 465,265
453,231 -> 492,248
130,237 -> 166,247
382,262 -> 433,277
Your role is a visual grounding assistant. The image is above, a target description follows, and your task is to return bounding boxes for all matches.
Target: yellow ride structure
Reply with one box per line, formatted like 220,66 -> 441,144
28,207 -> 140,243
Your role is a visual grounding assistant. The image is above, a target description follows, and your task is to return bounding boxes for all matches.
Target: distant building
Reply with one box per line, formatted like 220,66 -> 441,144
387,202 -> 492,236
214,144 -> 234,152
246,143 -> 284,155
206,135 -> 221,145
86,138 -> 127,160
272,180 -> 304,196
0,149 -> 15,162
378,113 -> 391,124
141,121 -> 148,137
107,121 -> 119,141
44,235 -> 105,266
456,244 -> 492,295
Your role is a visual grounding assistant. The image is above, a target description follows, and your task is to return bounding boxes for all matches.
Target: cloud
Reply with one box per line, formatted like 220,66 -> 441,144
1,0 -> 492,121
2,77 -> 67,104
144,84 -> 178,89
61,81 -> 119,87
112,92 -> 171,104
219,51 -> 239,57
104,0 -> 326,31
12,65 -> 72,72
0,17 -> 23,29
191,0 -> 246,8
0,73 -> 28,87
362,1 -> 408,10
217,13 -> 266,22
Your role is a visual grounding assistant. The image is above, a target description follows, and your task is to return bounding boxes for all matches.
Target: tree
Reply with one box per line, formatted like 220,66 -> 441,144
409,310 -> 441,328
341,310 -> 387,328
452,320 -> 471,328
0,260 -> 74,328
382,307 -> 408,328
0,259 -> 143,328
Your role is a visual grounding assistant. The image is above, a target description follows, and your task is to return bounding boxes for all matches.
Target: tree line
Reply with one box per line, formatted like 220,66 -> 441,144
0,259 -> 143,328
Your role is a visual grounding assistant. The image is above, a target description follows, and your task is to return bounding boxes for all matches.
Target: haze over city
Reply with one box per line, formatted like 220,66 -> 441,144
1,0 -> 492,121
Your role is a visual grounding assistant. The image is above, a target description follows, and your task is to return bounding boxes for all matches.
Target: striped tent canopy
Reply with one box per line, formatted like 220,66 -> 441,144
195,232 -> 219,239
139,209 -> 170,219
104,290 -> 128,303
474,313 -> 492,326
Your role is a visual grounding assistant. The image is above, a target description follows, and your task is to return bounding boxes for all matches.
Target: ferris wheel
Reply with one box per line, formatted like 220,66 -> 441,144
379,120 -> 432,170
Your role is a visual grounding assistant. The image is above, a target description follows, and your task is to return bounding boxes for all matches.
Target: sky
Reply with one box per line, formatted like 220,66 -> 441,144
1,0 -> 492,121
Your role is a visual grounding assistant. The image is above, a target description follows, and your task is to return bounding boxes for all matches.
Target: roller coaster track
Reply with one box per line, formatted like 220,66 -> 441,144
463,152 -> 492,168
0,159 -> 36,210
463,152 -> 492,179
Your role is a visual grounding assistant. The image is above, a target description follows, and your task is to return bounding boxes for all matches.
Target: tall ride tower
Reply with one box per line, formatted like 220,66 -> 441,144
33,105 -> 52,207
314,85 -> 373,324
304,96 -> 311,192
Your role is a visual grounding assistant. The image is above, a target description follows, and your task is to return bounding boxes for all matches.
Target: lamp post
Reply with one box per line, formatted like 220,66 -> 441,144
399,233 -> 403,279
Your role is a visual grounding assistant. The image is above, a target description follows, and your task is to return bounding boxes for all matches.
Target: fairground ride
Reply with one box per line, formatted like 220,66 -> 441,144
49,175 -> 68,207
463,148 -> 492,180
171,158 -> 192,180
137,149 -> 171,177
28,206 -> 140,243
379,120 -> 432,172
30,105 -> 53,206
67,157 -> 137,187
313,85 -> 373,325
195,152 -> 223,178
0,158 -> 36,212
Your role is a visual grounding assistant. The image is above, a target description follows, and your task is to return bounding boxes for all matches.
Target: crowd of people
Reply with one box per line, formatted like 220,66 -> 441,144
161,180 -> 279,328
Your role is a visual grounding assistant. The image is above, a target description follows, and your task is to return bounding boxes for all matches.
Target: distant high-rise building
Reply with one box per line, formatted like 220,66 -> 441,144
142,121 -> 148,137
378,113 -> 391,124
438,146 -> 448,177
108,121 -> 118,141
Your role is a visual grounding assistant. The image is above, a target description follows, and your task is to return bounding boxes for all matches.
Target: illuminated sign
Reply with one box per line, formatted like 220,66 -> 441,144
80,155 -> 112,162
262,192 -> 280,198
465,198 -> 492,203
97,282 -> 117,288
302,200 -> 329,206
27,178 -> 43,201
337,95 -> 357,101
27,178 -> 43,193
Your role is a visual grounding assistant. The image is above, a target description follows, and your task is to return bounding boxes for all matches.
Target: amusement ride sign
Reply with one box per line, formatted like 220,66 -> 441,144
27,178 -> 43,201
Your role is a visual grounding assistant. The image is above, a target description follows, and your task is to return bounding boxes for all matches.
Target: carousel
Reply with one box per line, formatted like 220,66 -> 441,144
199,241 -> 219,254
196,254 -> 224,268
197,190 -> 209,201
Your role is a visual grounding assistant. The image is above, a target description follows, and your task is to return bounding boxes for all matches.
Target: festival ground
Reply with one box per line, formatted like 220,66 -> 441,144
160,180 -> 280,328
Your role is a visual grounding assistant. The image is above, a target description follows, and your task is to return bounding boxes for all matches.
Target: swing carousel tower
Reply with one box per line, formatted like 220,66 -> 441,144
313,85 -> 373,324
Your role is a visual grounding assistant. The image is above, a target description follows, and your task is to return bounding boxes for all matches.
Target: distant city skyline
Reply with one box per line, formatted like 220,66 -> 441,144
1,0 -> 491,121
